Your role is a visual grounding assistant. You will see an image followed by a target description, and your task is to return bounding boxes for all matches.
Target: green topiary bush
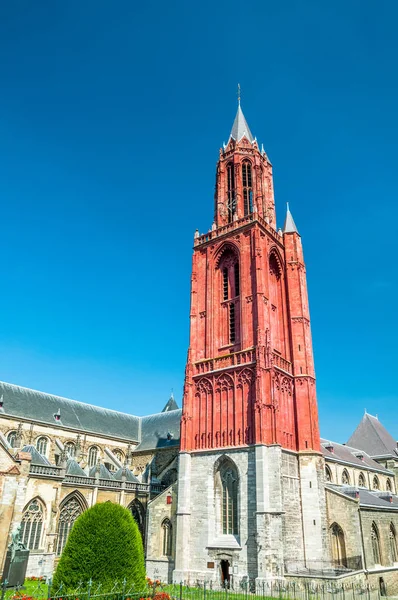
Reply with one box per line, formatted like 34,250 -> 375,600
52,502 -> 146,592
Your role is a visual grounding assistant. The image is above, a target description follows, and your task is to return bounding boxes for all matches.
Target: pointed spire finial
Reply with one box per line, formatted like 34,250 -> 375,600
283,203 -> 299,234
237,83 -> 241,105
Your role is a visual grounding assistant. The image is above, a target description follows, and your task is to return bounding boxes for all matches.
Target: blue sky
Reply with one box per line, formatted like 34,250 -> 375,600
0,0 -> 396,442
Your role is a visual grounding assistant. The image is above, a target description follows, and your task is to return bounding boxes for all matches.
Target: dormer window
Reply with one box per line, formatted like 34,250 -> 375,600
325,444 -> 334,453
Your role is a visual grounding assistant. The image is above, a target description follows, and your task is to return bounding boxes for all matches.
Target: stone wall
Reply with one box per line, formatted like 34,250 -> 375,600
146,483 -> 177,583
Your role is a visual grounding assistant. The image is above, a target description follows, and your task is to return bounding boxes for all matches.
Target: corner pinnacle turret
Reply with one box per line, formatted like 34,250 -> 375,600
283,203 -> 299,234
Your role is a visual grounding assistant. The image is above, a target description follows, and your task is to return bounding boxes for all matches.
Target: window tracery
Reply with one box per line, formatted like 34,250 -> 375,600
65,442 -> 76,457
242,161 -> 253,216
21,499 -> 44,550
88,446 -> 99,467
215,459 -> 238,536
330,523 -> 347,567
36,437 -> 48,456
56,495 -> 84,555
358,472 -> 366,487
341,469 -> 350,485
325,465 -> 332,482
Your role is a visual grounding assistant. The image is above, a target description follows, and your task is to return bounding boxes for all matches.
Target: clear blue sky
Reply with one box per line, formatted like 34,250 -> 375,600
0,0 -> 396,442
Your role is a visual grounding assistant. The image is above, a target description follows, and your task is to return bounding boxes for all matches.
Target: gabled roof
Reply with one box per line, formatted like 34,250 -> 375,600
162,394 -> 179,413
0,381 -> 140,442
21,445 -> 52,466
229,104 -> 254,143
135,408 -> 181,451
320,438 -> 392,474
66,458 -> 87,477
88,463 -> 114,480
347,413 -> 398,459
113,466 -> 139,483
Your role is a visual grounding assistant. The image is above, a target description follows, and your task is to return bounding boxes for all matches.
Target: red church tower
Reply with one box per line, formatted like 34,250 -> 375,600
181,101 -> 320,455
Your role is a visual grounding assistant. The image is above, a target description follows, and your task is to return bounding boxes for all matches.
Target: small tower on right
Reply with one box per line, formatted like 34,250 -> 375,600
283,204 -> 319,451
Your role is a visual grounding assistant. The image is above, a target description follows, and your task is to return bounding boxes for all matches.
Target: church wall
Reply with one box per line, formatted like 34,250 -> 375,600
0,416 -> 136,469
325,488 -> 362,561
146,484 -> 177,583
360,510 -> 398,571
281,451 -> 305,566
325,460 -> 392,492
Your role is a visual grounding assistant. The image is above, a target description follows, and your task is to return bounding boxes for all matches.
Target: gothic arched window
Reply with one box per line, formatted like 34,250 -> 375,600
373,475 -> 380,490
330,523 -> 347,567
386,478 -> 392,492
7,431 -> 17,448
215,459 -> 239,535
242,161 -> 253,216
56,495 -> 85,555
358,472 -> 366,487
325,465 -> 333,482
128,499 -> 145,540
65,442 -> 76,457
389,524 -> 398,564
113,449 -> 123,462
217,246 -> 240,346
88,446 -> 98,467
162,518 -> 172,556
342,469 -> 350,485
371,523 -> 382,565
226,163 -> 236,223
21,498 -> 44,550
36,437 -> 48,456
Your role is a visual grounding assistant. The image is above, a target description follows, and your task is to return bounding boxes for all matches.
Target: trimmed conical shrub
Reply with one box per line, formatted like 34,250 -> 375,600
52,502 -> 146,592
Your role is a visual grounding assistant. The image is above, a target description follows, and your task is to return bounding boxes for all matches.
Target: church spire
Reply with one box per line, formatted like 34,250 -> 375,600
229,104 -> 254,143
283,203 -> 299,234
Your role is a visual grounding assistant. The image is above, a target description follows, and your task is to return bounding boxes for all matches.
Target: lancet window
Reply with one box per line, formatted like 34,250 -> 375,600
373,476 -> 380,490
88,446 -> 98,467
242,161 -> 253,216
325,465 -> 332,482
162,519 -> 172,556
56,495 -> 85,555
371,523 -> 382,565
227,163 -> 236,223
358,472 -> 366,487
21,499 -> 44,550
65,442 -> 76,457
386,478 -> 392,492
390,524 -> 398,564
129,499 -> 145,540
36,437 -> 48,456
215,459 -> 239,535
330,523 -> 347,567
342,469 -> 350,485
218,246 -> 240,346
7,431 -> 17,448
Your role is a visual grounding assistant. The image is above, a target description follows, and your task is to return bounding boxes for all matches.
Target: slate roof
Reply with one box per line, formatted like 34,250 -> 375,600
230,104 -> 254,143
327,484 -> 398,511
89,463 -> 114,480
136,408 -> 182,451
66,459 -> 87,477
114,466 -> 139,483
283,204 -> 299,234
320,438 -> 392,474
21,445 -> 52,466
0,381 -> 140,442
347,413 -> 398,459
162,394 -> 179,413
